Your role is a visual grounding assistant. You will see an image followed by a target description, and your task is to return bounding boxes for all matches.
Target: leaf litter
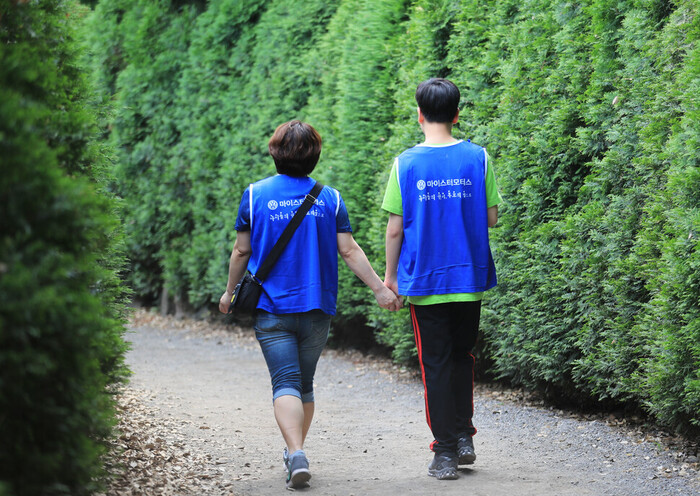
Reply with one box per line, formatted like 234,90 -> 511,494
98,386 -> 235,496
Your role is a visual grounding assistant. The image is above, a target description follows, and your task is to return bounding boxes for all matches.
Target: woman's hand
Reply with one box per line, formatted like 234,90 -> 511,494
221,232 -> 252,314
374,284 -> 402,312
219,290 -> 233,314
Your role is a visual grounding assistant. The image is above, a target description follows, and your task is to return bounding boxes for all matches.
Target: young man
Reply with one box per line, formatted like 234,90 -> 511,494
383,78 -> 501,480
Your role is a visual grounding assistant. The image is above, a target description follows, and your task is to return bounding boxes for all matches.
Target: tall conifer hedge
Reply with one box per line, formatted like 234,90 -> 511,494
88,0 -> 699,433
1,1 -> 129,494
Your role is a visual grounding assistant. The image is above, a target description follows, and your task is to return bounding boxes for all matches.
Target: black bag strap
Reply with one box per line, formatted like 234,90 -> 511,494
254,181 -> 324,283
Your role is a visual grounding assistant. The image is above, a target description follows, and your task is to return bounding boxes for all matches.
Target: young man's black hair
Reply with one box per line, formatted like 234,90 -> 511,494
415,78 -> 460,123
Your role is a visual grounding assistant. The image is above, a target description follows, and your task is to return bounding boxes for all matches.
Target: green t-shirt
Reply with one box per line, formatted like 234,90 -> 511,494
381,142 -> 502,305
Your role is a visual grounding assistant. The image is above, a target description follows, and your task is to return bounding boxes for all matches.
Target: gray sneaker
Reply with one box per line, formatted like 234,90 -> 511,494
283,447 -> 290,470
285,449 -> 311,489
427,453 -> 459,480
457,434 -> 476,465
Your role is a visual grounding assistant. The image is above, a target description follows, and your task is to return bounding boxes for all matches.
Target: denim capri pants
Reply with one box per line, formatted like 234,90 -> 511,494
254,310 -> 331,403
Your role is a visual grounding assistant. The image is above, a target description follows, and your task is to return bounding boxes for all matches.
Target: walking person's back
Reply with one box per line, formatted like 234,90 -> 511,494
383,78 -> 502,480
219,120 -> 400,490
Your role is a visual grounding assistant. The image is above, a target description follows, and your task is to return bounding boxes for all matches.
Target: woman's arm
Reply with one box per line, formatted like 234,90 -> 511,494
218,231 -> 253,313
337,232 -> 401,311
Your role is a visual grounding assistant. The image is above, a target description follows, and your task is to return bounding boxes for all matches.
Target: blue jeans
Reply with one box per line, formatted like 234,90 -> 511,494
255,310 -> 331,403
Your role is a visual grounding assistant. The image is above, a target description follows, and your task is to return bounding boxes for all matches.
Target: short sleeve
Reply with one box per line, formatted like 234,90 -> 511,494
485,151 -> 503,208
381,158 -> 403,215
335,191 -> 352,233
234,186 -> 251,231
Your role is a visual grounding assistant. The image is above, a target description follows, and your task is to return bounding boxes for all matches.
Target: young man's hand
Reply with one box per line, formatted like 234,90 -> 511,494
383,278 -> 403,308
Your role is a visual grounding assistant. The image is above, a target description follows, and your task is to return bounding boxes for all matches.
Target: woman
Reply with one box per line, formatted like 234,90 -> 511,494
219,120 -> 400,489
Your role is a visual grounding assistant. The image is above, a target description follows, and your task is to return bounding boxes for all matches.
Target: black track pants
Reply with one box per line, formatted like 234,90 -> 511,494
410,301 -> 481,455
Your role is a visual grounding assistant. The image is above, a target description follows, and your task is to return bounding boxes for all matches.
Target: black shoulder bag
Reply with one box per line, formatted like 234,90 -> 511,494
228,181 -> 324,315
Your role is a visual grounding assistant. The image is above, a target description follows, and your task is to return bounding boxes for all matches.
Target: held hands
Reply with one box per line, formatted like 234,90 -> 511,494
374,285 -> 401,311
374,278 -> 403,312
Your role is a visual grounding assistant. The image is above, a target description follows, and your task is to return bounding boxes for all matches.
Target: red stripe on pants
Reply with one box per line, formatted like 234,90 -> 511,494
410,304 -> 432,430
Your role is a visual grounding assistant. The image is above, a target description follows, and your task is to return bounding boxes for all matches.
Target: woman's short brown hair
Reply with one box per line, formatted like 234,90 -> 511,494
268,120 -> 322,177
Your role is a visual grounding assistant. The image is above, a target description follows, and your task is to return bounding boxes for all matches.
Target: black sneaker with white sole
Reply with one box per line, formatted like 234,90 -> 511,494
427,452 -> 459,480
457,434 -> 476,465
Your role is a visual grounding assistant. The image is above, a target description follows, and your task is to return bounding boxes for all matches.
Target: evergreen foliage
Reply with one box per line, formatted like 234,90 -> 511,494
88,0 -> 200,305
303,0 -> 409,329
0,1 -> 129,494
177,0 -> 341,308
173,0 -> 269,307
87,0 -> 699,433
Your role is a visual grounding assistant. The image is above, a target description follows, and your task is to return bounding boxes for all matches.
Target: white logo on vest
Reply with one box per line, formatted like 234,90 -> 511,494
417,180 -> 426,191
267,200 -> 278,210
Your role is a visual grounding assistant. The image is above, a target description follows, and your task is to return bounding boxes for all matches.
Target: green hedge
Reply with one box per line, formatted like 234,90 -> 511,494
0,1 -> 129,494
88,0 -> 699,433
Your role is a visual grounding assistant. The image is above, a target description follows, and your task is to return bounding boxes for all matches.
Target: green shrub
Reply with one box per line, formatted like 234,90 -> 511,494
633,3 -> 700,431
86,0 -> 699,433
0,1 -> 129,493
87,0 -> 201,305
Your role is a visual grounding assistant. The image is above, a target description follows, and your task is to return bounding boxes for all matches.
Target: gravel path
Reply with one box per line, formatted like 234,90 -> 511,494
104,311 -> 699,495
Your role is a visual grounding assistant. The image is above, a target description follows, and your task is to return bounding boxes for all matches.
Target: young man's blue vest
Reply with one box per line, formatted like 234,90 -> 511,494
396,140 -> 497,296
235,174 -> 351,315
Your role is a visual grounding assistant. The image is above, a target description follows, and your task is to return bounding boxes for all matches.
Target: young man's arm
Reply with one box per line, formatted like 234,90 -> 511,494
484,149 -> 501,228
384,213 -> 404,304
488,205 -> 498,228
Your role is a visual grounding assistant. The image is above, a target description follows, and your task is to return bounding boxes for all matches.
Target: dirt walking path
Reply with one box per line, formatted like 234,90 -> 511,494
110,312 -> 699,495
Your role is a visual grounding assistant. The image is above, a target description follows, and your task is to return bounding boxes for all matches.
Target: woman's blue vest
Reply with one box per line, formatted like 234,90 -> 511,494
238,174 -> 350,315
396,141 -> 497,296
